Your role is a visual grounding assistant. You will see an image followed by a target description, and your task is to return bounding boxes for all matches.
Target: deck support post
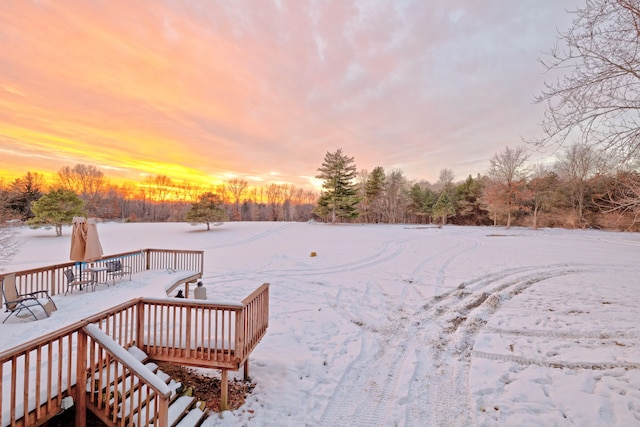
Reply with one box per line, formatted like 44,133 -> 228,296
243,360 -> 250,381
221,369 -> 229,411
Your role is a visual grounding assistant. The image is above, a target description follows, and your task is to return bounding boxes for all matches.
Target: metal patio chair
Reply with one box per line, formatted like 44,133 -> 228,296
2,273 -> 57,323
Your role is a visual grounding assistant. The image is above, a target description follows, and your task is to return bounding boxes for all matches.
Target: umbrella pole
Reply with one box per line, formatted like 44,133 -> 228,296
76,262 -> 85,290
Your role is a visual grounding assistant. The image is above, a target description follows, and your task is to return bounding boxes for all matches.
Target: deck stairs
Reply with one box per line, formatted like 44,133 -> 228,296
89,346 -> 209,427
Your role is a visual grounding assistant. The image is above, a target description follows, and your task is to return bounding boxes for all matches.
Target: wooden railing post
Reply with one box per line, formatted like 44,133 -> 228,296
136,300 -> 145,352
50,269 -> 57,296
185,305 -> 192,358
75,328 -> 88,427
157,398 -> 169,427
236,307 -> 245,362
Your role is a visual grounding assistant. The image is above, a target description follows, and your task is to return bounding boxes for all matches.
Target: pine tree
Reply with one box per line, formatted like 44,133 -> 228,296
432,192 -> 456,226
314,149 -> 360,223
185,192 -> 228,230
454,175 -> 486,225
364,166 -> 385,223
27,189 -> 86,236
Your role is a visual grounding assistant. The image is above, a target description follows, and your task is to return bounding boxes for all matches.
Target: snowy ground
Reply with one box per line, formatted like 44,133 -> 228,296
2,222 -> 640,426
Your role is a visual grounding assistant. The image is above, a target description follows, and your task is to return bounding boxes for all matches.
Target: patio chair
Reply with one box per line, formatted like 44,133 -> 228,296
63,269 -> 95,294
105,259 -> 132,285
2,273 -> 57,323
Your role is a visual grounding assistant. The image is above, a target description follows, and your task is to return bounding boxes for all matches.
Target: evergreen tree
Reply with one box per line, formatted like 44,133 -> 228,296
364,166 -> 386,223
314,149 -> 360,223
8,171 -> 45,219
28,189 -> 86,236
423,188 -> 438,223
185,192 -> 228,230
432,192 -> 456,226
409,183 -> 427,222
454,175 -> 486,225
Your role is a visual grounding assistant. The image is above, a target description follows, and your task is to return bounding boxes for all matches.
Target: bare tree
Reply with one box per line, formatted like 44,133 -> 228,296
57,164 -> 107,217
282,184 -> 298,221
555,143 -> 603,227
534,0 -> 640,161
482,180 -> 507,226
226,178 -> 248,221
487,146 -> 530,228
595,167 -> 640,230
383,169 -> 409,223
174,182 -> 204,204
143,175 -> 174,221
57,164 -> 105,197
437,168 -> 455,191
266,184 -> 285,221
527,164 -> 560,230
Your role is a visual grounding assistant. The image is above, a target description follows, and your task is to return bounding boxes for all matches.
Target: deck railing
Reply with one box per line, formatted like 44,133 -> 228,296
0,323 -> 80,427
0,282 -> 269,427
79,324 -> 171,427
77,284 -> 270,372
1,249 -> 204,306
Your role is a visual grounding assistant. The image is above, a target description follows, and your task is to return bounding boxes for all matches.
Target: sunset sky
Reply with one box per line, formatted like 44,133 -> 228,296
0,0 -> 582,190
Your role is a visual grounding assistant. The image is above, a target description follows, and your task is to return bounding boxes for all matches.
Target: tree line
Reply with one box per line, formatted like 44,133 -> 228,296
2,140 -> 639,233
313,145 -> 640,231
1,0 -> 638,232
0,165 -> 318,229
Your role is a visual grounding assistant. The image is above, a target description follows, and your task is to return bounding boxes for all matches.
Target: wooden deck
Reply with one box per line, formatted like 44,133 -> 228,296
0,249 -> 269,427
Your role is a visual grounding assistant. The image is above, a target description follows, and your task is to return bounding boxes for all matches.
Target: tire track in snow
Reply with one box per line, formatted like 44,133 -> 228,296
482,327 -> 640,340
208,235 -> 427,284
472,350 -> 640,370
264,236 -> 421,277
318,328 -> 413,427
404,266 -> 590,426
203,223 -> 295,250
319,278 -> 417,426
319,243 -> 591,426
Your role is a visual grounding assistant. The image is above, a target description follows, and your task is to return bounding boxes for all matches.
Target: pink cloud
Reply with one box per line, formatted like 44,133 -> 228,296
1,0 -> 582,187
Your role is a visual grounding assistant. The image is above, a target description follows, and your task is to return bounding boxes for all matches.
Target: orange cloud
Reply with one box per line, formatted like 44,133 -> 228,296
1,0 -> 579,189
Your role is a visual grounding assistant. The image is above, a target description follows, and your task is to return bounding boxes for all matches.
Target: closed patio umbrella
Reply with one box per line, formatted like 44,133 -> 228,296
69,216 -> 87,262
84,218 -> 103,261
70,217 -> 103,276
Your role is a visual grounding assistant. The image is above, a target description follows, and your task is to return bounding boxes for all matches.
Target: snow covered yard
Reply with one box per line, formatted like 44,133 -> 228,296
3,222 -> 640,426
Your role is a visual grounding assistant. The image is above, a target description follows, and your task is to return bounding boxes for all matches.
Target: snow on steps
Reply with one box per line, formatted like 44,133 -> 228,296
175,406 -> 207,427
91,343 -> 209,427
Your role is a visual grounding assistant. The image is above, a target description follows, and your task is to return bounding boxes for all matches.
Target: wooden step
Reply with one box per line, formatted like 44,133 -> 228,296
167,395 -> 196,426
88,345 -> 210,426
127,346 -> 149,363
115,372 -> 194,425
174,405 -> 207,427
86,348 -> 153,394
148,395 -> 197,427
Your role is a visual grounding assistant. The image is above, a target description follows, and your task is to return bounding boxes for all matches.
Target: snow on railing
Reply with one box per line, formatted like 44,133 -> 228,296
0,323 -> 80,427
81,324 -> 171,427
0,249 -> 204,306
0,278 -> 268,425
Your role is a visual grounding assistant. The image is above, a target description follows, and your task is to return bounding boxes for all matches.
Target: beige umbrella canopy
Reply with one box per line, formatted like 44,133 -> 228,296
70,216 -> 87,262
70,217 -> 103,264
84,218 -> 103,261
